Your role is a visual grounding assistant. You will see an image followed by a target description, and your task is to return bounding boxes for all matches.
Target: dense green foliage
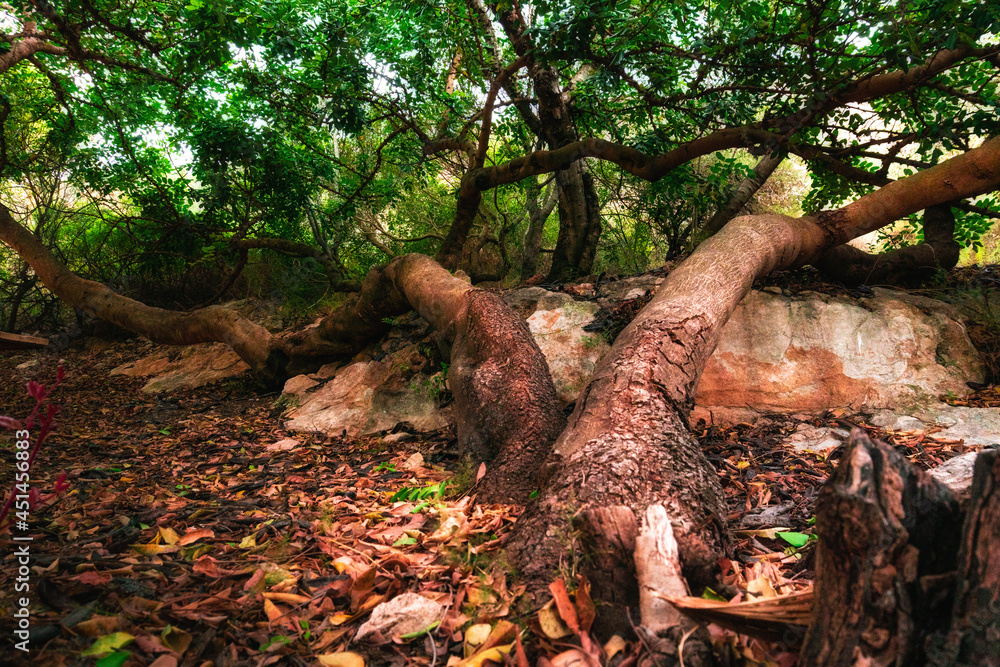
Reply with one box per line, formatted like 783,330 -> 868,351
1,0 -> 999,330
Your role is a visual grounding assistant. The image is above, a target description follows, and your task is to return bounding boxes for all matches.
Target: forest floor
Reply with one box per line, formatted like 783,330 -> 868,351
1,268 -> 998,667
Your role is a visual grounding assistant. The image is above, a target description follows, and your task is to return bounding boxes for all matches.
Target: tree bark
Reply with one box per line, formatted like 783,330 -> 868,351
280,254 -> 564,502
815,202 -> 961,286
926,449 -> 1000,665
799,430 -> 963,666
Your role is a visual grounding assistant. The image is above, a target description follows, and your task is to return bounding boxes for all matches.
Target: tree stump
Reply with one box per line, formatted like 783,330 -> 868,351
800,429 -> 964,665
926,449 -> 1000,665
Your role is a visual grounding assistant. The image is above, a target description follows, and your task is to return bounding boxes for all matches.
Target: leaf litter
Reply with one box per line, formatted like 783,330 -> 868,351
0,341 -> 988,666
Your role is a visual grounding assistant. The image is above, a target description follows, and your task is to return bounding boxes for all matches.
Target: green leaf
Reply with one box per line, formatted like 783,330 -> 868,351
701,587 -> 727,601
82,633 -> 135,657
392,536 -> 417,546
96,652 -> 131,667
777,532 -> 811,548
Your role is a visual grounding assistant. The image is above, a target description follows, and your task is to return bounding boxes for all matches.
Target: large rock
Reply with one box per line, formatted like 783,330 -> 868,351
526,299 -> 611,404
110,343 -> 249,393
692,288 -> 984,424
284,345 -> 451,436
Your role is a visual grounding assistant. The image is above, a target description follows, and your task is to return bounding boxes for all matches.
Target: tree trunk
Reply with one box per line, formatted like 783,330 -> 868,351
505,137 -> 1000,621
520,179 -> 558,280
0,202 -> 277,376
548,160 -> 603,282
281,253 -> 564,502
926,449 -> 1000,665
801,437 -> 1000,665
816,202 -> 961,286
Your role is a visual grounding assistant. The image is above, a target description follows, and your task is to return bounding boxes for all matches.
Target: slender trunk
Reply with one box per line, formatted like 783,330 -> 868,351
520,179 -> 557,280
704,152 -> 784,235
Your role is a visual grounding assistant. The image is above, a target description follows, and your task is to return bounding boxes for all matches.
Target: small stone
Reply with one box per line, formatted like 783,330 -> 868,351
266,438 -> 300,452
929,450 -> 987,499
283,375 -> 319,397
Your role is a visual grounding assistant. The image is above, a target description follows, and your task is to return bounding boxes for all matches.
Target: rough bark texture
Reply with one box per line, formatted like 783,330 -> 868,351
816,203 -> 961,286
800,430 -> 964,666
926,449 -> 1000,665
285,254 -> 564,502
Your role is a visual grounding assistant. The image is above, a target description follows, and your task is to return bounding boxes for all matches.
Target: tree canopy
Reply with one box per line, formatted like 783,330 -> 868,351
2,0 -> 999,317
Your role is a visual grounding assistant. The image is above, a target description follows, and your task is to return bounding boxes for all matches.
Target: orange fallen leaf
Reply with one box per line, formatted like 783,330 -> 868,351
178,528 -> 214,546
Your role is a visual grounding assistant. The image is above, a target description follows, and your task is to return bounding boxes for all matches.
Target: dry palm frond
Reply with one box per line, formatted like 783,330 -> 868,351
660,588 -> 813,643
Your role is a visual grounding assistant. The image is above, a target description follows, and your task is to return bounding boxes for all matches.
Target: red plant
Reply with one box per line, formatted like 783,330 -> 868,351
0,365 -> 70,531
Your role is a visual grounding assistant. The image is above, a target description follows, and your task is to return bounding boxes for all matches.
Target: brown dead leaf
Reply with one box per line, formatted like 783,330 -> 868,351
148,656 -> 179,667
548,579 -> 580,633
75,616 -> 121,637
73,571 -> 112,586
160,625 -> 192,655
178,528 -> 214,546
318,652 -> 365,667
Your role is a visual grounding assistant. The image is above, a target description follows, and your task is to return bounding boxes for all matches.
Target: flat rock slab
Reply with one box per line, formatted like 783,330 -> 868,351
110,343 -> 249,393
283,345 -> 451,437
870,406 -> 1000,448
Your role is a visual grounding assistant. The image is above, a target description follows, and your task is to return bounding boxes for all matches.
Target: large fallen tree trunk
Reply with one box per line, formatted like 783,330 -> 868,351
503,136 -> 1000,624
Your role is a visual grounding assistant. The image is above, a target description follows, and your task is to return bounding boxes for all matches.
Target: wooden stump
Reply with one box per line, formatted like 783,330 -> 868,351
800,429 -> 964,666
926,449 -> 1000,665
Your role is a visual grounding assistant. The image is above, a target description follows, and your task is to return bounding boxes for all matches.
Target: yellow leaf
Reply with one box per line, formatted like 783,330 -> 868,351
604,635 -> 626,661
736,460 -> 750,470
238,535 -> 257,549
81,632 -> 135,657
747,575 -> 778,599
462,643 -> 513,667
131,543 -> 178,556
158,526 -> 181,545
464,623 -> 492,658
263,598 -> 285,622
262,592 -> 312,605
537,600 -> 572,639
318,652 -> 366,667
